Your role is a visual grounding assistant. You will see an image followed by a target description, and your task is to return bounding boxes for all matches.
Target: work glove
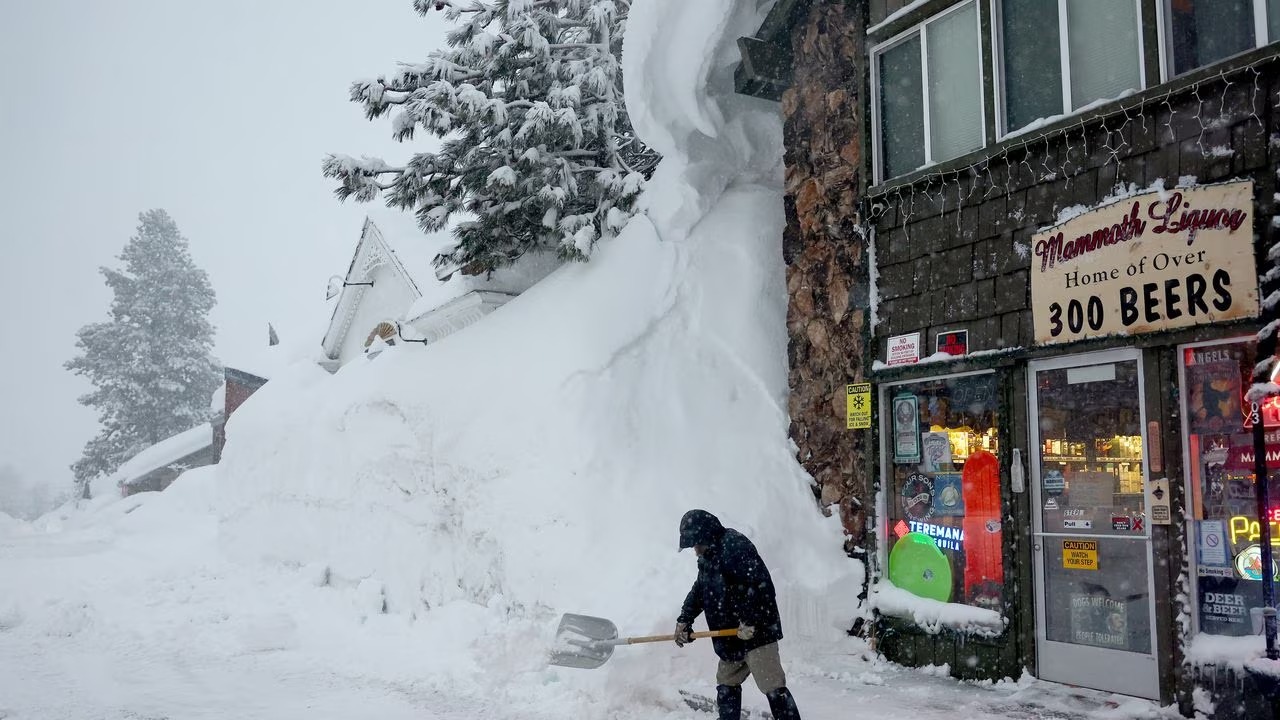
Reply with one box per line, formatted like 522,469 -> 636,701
737,623 -> 755,640
674,622 -> 694,647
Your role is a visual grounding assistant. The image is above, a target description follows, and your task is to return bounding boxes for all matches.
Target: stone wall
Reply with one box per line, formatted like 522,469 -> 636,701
780,0 -> 872,547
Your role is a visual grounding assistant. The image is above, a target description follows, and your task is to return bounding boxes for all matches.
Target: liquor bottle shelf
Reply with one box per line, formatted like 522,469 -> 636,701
1041,455 -> 1142,463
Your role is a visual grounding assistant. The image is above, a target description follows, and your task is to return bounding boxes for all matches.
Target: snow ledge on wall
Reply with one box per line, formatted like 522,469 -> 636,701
871,347 -> 1024,372
1186,632 -> 1272,671
870,580 -> 1006,637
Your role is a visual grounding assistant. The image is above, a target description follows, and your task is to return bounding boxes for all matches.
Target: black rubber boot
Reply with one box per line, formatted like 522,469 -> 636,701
765,687 -> 801,720
716,684 -> 742,720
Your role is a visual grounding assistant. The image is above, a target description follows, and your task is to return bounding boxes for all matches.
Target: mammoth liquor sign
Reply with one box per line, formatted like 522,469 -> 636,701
1031,181 -> 1258,345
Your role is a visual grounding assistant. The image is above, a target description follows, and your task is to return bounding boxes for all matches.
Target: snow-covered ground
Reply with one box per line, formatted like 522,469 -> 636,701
0,472 -> 1175,719
0,1 -> 1194,718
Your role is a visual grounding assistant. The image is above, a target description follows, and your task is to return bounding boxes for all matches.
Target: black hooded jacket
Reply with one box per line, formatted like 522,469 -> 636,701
677,522 -> 783,661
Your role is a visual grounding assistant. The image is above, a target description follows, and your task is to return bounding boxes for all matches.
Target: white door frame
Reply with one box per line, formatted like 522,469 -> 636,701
1027,348 -> 1161,699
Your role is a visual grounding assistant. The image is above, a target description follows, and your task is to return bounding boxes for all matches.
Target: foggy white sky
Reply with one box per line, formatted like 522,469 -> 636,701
0,1 -> 448,492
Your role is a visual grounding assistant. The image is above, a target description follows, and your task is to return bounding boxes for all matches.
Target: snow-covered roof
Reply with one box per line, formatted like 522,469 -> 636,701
209,382 -> 226,413
224,338 -> 326,383
319,213 -> 562,363
108,424 -> 212,486
365,210 -> 562,322
320,216 -> 426,360
405,251 -> 561,322
366,209 -> 453,287
404,290 -> 515,344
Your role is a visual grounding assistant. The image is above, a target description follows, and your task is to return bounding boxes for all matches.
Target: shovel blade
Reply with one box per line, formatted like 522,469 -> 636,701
548,613 -> 619,670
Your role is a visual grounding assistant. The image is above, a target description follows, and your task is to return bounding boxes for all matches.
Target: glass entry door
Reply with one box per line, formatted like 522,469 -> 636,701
1028,350 -> 1159,699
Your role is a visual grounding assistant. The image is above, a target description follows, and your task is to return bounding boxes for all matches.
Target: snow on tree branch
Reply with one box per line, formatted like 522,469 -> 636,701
326,0 -> 658,272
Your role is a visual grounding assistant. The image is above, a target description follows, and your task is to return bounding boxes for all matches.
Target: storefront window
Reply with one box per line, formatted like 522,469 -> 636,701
1182,338 -> 1280,636
884,373 -> 1003,611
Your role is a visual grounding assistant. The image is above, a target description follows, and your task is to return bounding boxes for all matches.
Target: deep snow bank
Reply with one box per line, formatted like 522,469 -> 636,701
0,509 -> 23,536
216,0 -> 859,697
19,467 -> 217,540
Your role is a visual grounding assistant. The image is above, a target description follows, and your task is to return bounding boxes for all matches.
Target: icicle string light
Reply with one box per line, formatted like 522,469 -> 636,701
1192,81 -> 1208,156
1248,65 -> 1265,133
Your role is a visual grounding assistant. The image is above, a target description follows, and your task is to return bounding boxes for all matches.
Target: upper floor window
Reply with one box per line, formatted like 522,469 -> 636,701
997,0 -> 1144,137
874,1 -> 984,180
869,0 -> 1280,186
1166,0 -> 1280,76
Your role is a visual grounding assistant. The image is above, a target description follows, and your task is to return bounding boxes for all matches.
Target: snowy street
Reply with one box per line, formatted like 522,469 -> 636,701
0,476 -> 542,720
10,0 -> 1280,715
0,471 -> 1173,720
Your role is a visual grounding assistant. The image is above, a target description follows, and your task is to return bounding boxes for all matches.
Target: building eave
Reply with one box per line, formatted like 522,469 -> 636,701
120,445 -> 213,487
734,0 -> 804,101
225,366 -> 269,388
404,290 -> 516,344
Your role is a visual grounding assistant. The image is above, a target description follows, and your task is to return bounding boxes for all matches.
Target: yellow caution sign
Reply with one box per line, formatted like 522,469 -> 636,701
847,383 -> 871,430
1063,539 -> 1098,571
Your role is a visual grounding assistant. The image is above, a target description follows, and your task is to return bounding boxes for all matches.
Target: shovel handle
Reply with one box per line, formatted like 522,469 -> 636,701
624,629 -> 739,644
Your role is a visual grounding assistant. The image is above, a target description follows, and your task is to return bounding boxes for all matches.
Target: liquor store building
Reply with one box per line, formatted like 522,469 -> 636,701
736,0 -> 1280,714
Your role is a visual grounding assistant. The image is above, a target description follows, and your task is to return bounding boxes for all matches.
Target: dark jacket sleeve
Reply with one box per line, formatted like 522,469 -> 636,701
723,539 -> 771,627
677,575 -> 704,625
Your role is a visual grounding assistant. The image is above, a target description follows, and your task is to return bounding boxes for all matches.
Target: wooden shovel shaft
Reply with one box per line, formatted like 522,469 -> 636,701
624,629 -> 739,644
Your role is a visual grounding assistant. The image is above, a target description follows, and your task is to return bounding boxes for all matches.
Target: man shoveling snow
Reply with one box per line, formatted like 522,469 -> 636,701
675,509 -> 802,720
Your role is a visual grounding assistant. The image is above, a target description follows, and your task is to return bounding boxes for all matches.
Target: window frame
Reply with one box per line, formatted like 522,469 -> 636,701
876,367 -> 1004,612
991,0 -> 1147,140
1159,0 -> 1278,80
870,0 -> 987,184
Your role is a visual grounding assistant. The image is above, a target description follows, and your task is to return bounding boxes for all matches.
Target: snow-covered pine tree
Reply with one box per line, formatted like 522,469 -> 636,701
324,0 -> 658,273
65,210 -> 221,497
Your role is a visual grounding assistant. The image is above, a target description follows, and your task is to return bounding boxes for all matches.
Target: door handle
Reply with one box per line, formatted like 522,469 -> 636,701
1034,543 -> 1042,551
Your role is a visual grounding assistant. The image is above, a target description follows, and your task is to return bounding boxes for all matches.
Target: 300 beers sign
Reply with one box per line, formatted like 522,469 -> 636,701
1031,180 -> 1258,345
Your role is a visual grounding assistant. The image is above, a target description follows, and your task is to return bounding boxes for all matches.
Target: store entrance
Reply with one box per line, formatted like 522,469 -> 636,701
1028,350 -> 1159,699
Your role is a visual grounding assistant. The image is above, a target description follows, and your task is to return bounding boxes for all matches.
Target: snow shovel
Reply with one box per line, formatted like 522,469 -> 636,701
548,612 -> 738,669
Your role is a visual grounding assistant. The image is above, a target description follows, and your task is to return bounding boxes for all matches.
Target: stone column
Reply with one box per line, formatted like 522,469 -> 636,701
780,0 -> 872,551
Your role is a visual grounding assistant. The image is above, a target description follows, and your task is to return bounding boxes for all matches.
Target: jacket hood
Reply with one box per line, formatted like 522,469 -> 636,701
678,509 -> 725,550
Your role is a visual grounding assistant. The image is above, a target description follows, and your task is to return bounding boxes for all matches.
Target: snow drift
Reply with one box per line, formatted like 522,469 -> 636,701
215,0 -> 860,708
0,509 -> 23,535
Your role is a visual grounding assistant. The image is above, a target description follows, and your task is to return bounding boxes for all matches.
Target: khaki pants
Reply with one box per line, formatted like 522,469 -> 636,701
716,642 -> 787,694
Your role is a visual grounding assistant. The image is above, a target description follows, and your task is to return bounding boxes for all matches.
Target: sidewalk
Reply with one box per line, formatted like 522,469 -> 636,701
680,636 -> 1180,720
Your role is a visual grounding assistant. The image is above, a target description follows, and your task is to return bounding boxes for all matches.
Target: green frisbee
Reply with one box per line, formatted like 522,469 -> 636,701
889,532 -> 953,602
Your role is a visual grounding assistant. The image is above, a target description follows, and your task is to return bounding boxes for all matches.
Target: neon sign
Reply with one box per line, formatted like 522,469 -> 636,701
907,520 -> 965,552
1234,544 -> 1280,581
1243,396 -> 1280,429
1242,353 -> 1280,429
1229,514 -> 1280,546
